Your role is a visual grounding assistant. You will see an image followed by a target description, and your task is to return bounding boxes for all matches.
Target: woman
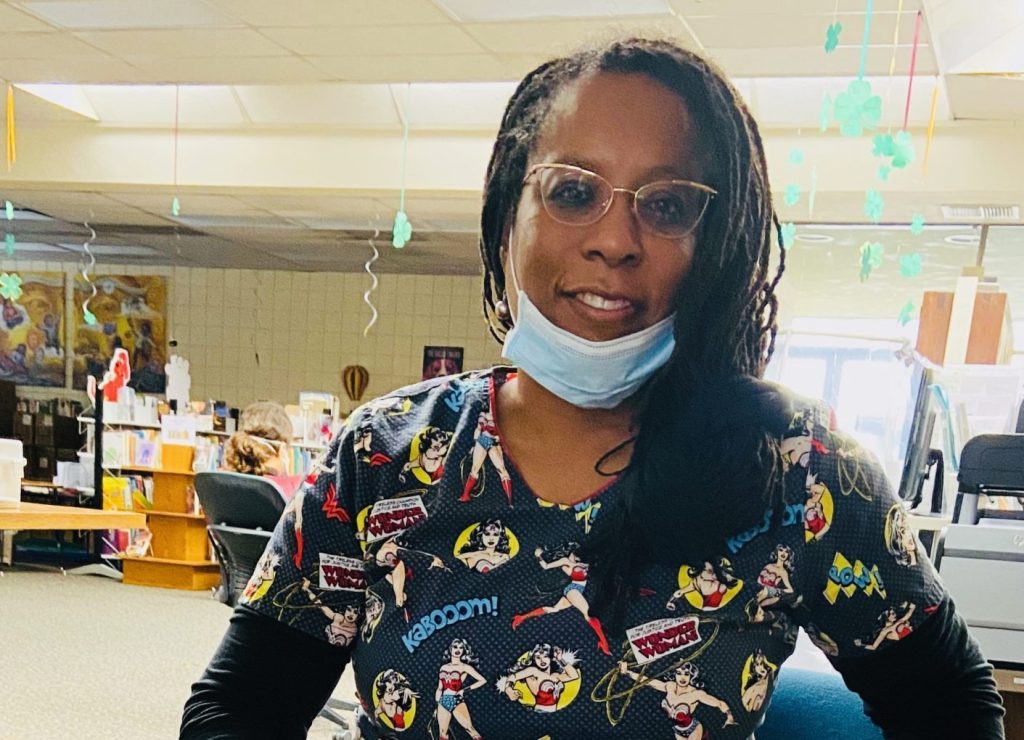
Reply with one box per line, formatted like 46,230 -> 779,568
374,669 -> 418,732
856,602 -> 918,651
497,643 -> 579,714
665,558 -> 740,612
749,544 -> 796,624
456,518 -> 512,572
183,38 -> 1004,739
434,638 -> 487,739
223,401 -> 301,497
617,661 -> 735,739
299,578 -> 359,648
740,649 -> 774,713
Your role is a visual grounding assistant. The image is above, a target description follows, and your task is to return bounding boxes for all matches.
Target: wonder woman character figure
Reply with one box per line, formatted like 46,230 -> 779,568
459,409 -> 513,505
617,661 -> 736,739
740,649 -> 775,712
749,544 -> 796,624
885,504 -> 918,567
456,518 -> 513,573
300,578 -> 359,647
374,537 -> 447,613
497,644 -> 580,713
374,669 -> 418,733
434,638 -> 487,740
666,559 -> 741,612
855,602 -> 917,650
400,427 -> 453,485
804,473 -> 832,541
511,543 -> 611,655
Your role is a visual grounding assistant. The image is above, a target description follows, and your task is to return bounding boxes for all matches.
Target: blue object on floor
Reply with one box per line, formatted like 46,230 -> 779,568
758,667 -> 884,739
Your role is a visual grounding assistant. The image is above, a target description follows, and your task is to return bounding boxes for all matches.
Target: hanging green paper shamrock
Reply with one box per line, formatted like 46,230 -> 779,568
878,164 -> 891,181
83,307 -> 97,326
824,22 -> 843,54
900,253 -> 923,277
864,189 -> 885,223
392,210 -> 412,248
4,233 -> 13,257
780,222 -> 796,250
859,242 -> 884,282
171,196 -> 180,217
819,93 -> 832,132
872,133 -> 895,157
910,213 -> 925,235
788,148 -> 804,165
4,200 -> 12,220
898,300 -> 915,326
784,184 -> 801,206
890,131 -> 915,168
834,79 -> 882,137
0,272 -> 22,300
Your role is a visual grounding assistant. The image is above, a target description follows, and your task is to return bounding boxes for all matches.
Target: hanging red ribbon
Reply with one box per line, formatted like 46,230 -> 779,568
902,11 -> 923,130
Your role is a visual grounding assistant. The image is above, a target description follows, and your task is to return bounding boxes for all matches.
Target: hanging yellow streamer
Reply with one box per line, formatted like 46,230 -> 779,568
5,84 -> 15,171
922,84 -> 939,175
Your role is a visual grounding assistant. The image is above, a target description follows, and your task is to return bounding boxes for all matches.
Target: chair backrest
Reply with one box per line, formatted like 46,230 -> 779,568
194,471 -> 287,530
208,523 -> 273,606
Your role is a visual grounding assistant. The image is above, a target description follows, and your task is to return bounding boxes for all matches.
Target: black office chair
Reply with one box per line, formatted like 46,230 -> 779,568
194,471 -> 286,607
194,471 -> 356,739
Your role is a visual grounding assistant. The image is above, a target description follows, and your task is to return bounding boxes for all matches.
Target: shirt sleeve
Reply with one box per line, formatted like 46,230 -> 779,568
236,417 -> 369,650
789,401 -> 946,655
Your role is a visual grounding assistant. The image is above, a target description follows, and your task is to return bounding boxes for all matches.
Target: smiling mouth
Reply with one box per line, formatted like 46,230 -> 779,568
574,292 -> 634,312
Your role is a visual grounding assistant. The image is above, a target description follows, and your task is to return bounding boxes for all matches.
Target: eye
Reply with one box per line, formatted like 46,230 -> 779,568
637,187 -> 691,227
545,174 -> 598,211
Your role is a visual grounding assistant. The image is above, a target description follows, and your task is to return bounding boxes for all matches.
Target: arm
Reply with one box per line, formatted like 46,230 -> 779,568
695,690 -> 735,725
617,662 -> 663,691
666,584 -> 693,610
465,666 -> 488,691
180,607 -> 347,739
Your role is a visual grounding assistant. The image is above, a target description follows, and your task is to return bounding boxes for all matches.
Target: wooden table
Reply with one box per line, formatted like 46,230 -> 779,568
0,502 -> 145,531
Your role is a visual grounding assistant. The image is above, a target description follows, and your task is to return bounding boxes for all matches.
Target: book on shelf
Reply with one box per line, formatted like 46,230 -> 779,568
123,528 -> 152,558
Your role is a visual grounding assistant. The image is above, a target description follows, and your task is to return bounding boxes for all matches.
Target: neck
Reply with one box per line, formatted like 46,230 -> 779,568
498,368 -> 637,441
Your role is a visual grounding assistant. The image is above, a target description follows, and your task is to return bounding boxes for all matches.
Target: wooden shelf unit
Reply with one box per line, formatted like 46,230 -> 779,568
119,449 -> 220,592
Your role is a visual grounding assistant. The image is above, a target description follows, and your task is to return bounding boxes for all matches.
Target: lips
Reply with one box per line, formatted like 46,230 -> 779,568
575,292 -> 632,311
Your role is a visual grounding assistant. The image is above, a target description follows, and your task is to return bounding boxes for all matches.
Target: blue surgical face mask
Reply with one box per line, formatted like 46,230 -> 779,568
500,232 -> 677,409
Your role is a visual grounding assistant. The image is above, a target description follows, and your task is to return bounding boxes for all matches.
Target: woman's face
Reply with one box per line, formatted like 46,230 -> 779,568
451,642 -> 464,659
505,71 -> 703,343
674,668 -> 692,687
482,526 -> 501,548
534,650 -> 551,670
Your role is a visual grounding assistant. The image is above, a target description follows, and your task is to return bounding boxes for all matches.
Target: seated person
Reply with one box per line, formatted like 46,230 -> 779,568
223,401 -> 301,498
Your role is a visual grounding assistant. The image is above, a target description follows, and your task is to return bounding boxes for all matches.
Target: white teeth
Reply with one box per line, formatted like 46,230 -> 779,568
577,292 -> 630,311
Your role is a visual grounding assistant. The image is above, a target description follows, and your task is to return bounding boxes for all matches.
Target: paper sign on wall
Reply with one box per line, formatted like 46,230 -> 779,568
161,415 -> 197,447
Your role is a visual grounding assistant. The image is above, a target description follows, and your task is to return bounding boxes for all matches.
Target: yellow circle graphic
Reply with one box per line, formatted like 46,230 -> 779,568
371,670 -> 418,733
675,561 -> 744,611
452,521 -> 520,559
510,651 -> 581,713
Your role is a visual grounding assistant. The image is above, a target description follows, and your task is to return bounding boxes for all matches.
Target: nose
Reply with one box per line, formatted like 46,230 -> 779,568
582,189 -> 642,266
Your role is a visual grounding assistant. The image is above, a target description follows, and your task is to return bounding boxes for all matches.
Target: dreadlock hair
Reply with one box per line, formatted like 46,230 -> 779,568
478,37 -> 793,628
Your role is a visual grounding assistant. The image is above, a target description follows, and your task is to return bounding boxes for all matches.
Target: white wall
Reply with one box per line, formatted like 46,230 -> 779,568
1,259 -> 505,410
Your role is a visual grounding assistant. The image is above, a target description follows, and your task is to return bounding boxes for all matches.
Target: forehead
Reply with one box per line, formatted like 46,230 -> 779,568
533,70 -> 702,179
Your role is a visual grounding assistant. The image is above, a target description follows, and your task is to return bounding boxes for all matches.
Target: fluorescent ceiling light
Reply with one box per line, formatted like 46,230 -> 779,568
2,242 -> 68,253
435,0 -> 672,22
0,206 -> 54,222
16,84 -> 98,121
20,0 -> 240,30
59,243 -> 161,257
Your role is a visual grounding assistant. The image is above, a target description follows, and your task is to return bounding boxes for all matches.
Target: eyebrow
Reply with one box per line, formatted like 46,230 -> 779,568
546,156 -> 696,183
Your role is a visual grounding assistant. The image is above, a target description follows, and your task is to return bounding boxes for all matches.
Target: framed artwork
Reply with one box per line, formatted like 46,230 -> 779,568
0,271 -> 65,387
422,346 -> 463,380
73,275 -> 168,393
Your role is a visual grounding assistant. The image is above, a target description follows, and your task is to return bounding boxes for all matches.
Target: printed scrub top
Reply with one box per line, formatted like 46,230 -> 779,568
241,367 -> 945,740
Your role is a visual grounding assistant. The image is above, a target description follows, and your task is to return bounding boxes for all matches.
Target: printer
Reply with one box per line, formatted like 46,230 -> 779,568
936,434 -> 1024,667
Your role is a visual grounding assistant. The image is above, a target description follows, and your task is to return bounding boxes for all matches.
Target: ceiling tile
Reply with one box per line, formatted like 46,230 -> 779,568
18,0 -> 242,30
260,24 -> 485,57
74,28 -> 291,57
0,3 -> 60,31
309,54 -> 512,83
462,16 -> 696,54
106,193 -> 261,216
687,11 -> 926,49
0,31 -> 104,56
707,44 -> 936,78
208,0 -> 454,27
669,0 -> 923,16
232,84 -> 399,126
125,56 -> 327,85
0,55 -> 139,83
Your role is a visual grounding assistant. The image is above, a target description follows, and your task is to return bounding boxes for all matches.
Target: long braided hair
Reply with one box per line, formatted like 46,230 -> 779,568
478,38 -> 791,625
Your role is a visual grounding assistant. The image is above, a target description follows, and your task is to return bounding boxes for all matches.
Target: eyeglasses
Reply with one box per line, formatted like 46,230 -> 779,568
523,163 -> 716,240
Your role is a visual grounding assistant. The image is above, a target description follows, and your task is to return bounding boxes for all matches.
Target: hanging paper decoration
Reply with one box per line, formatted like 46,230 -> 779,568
342,365 -> 370,403
898,300 -> 915,325
890,131 -> 915,167
923,85 -> 939,174
0,272 -> 22,300
863,189 -> 885,222
783,183 -> 801,206
392,84 -> 413,249
5,84 -> 15,171
899,253 -> 923,277
857,0 -> 875,81
392,210 -> 412,249
859,242 -> 884,281
910,213 -> 925,235
4,200 -> 12,221
878,164 -> 891,181
80,222 -> 99,326
171,196 -> 181,217
902,11 -> 923,131
4,232 -> 13,257
363,225 -> 380,337
171,86 -> 181,218
834,80 -> 882,137
807,167 -> 818,218
819,93 -> 832,132
780,222 -> 796,250
788,148 -> 804,165
824,22 -> 843,54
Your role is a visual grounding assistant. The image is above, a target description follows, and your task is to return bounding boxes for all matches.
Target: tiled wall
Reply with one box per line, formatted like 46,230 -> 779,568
2,260 -> 505,410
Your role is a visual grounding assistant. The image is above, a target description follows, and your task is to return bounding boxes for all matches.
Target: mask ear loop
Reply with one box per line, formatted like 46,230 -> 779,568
497,225 -> 521,324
